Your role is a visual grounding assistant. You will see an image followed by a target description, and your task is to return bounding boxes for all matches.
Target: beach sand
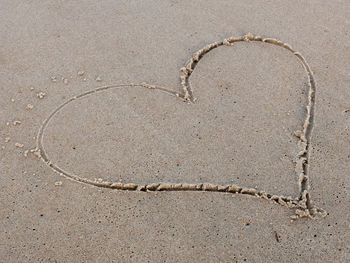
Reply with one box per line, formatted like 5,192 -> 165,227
0,0 -> 349,262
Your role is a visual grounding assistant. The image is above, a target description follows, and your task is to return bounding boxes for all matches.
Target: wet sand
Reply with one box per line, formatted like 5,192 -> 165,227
1,0 -> 349,262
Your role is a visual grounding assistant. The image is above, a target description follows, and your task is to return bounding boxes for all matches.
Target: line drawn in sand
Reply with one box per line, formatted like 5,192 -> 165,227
35,33 -> 326,220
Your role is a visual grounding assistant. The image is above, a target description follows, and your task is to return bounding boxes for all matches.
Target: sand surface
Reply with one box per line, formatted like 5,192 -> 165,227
1,0 -> 349,262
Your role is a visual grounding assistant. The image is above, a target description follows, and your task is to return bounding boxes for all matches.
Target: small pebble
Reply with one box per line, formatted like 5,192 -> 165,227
15,142 -> 24,148
13,120 -> 21,126
37,92 -> 46,99
5,137 -> 10,143
63,78 -> 69,85
29,87 -> 35,91
26,104 -> 34,110
10,98 -> 15,103
51,77 -> 57,83
77,71 -> 84,76
95,76 -> 102,82
55,181 -> 63,186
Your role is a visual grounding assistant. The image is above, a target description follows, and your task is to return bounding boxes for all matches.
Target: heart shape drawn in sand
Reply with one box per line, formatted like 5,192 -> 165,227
36,33 -> 326,220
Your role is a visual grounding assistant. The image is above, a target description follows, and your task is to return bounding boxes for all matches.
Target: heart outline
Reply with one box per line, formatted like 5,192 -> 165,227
35,33 -> 326,220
